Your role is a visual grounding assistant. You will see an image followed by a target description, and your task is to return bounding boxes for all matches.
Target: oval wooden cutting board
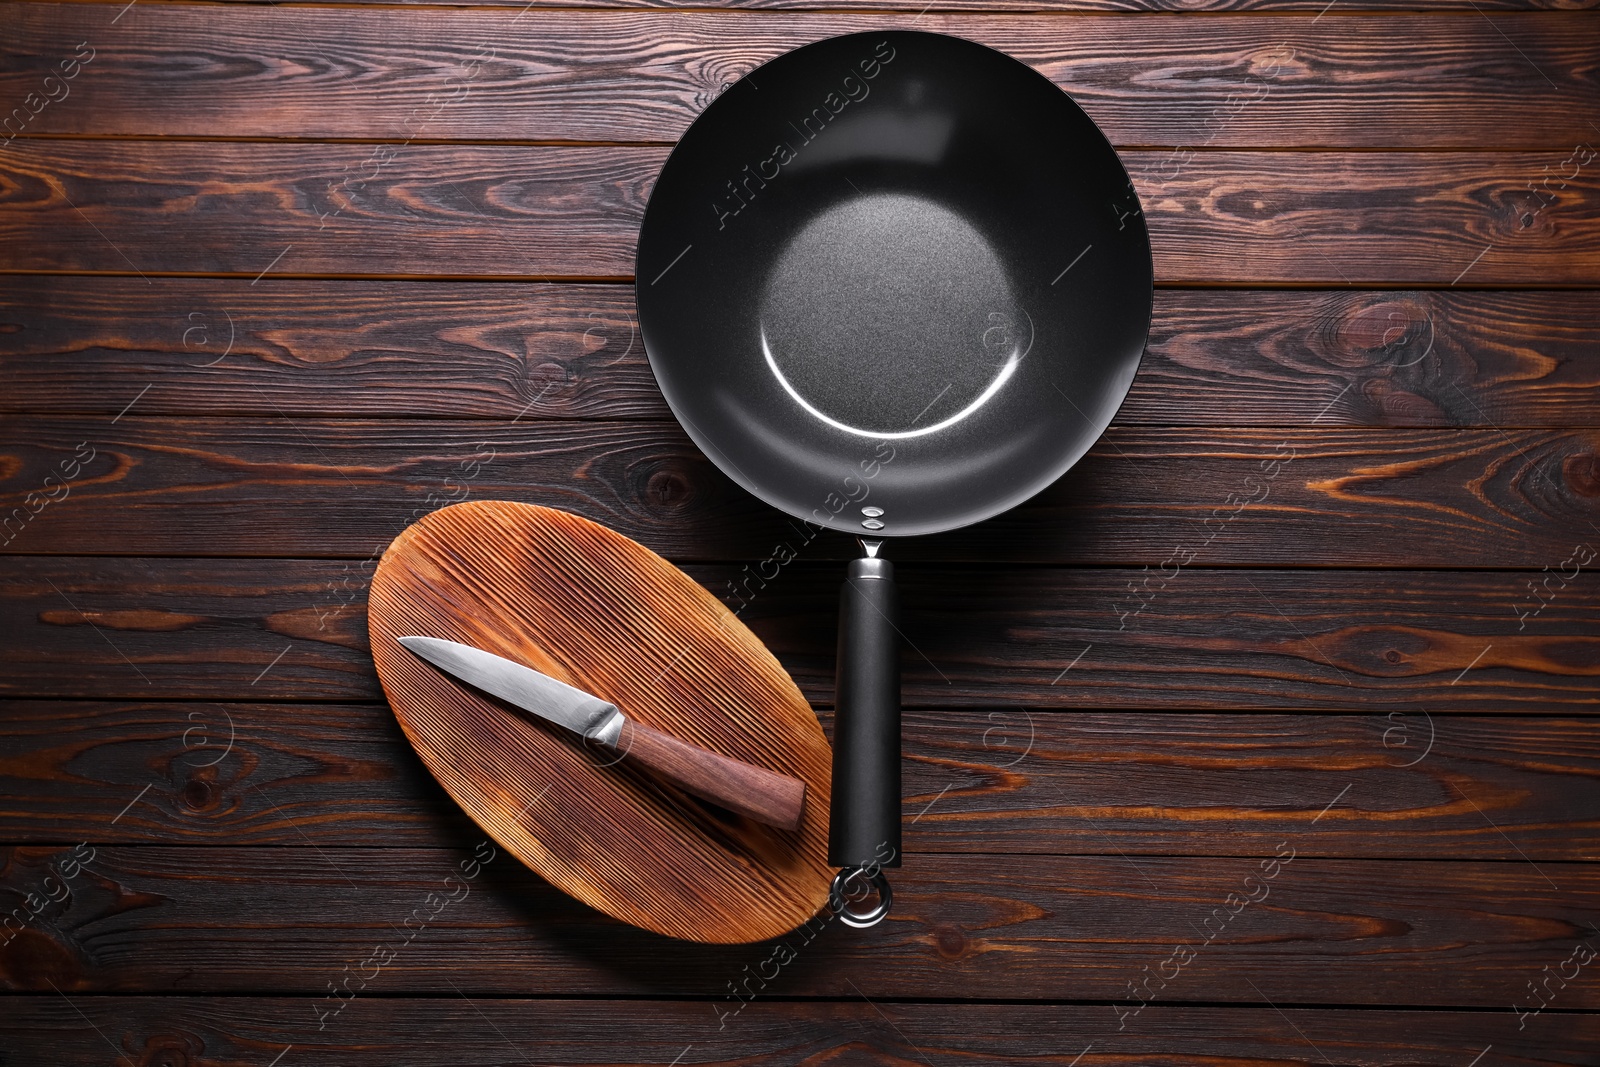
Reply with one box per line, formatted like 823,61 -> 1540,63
368,501 -> 833,944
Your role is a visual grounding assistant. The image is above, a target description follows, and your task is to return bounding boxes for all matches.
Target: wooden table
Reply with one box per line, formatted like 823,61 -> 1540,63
3,1 -> 1599,1062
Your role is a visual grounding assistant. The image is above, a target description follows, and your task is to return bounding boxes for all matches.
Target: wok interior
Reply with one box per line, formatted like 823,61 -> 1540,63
638,31 -> 1152,538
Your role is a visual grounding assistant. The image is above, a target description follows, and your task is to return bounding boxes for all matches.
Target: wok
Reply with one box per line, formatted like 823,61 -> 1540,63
636,30 -> 1152,924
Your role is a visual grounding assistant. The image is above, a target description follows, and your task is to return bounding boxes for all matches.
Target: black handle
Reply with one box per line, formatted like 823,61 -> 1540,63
829,554 -> 902,870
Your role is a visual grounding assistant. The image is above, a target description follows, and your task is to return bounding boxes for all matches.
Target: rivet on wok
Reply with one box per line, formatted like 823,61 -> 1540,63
861,506 -> 884,517
861,518 -> 886,530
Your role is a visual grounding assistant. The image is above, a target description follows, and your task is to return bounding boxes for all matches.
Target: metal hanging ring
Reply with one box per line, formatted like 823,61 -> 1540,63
830,866 -> 892,928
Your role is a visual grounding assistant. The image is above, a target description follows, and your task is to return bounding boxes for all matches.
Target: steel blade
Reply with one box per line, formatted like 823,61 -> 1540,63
398,636 -> 624,746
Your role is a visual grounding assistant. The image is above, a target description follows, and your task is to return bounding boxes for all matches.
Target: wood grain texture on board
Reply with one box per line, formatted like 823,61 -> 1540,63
6,700 -> 1600,861
5,279 -> 1599,429
3,142 -> 1598,285
3,844 -> 1596,1005
2,418 -> 1597,566
2,558 -> 1594,709
1,998 -> 1595,1067
368,501 -> 833,943
4,8 -> 1599,148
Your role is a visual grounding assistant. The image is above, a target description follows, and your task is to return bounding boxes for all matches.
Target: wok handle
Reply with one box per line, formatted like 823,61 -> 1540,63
829,554 -> 902,874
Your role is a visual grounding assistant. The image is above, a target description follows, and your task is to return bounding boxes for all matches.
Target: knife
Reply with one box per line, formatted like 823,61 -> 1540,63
398,636 -> 807,832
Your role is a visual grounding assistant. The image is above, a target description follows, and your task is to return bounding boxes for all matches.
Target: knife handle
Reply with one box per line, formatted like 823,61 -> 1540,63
616,719 -> 807,832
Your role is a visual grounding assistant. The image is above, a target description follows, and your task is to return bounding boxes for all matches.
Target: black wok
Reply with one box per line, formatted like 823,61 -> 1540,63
636,30 -> 1152,923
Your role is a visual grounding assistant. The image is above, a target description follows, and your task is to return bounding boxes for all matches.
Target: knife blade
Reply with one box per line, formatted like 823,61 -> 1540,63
399,636 -> 807,832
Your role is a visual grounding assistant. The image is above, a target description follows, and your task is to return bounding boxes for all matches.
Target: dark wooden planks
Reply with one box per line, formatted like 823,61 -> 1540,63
181,0 -> 1600,10
2,417 -> 1598,564
2,998 -> 1595,1067
0,557 -> 379,702
0,701 -> 469,847
2,844 -> 1596,1005
189,0 -> 1600,8
4,8 -> 1599,148
4,142 -> 1599,285
1138,149 -> 1600,288
0,700 -> 473,847
2,559 -> 1594,708
0,279 -> 661,423
5,279 -> 1600,428
903,711 -> 1600,861
0,0 -> 1592,1046
0,141 -> 659,280
6,700 -> 1600,860
1136,289 -> 1600,428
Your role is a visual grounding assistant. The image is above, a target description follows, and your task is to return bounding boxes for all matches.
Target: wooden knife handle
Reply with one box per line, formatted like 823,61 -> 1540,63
617,719 -> 807,832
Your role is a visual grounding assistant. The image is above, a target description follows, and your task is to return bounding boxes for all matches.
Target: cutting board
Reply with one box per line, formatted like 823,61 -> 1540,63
368,501 -> 834,943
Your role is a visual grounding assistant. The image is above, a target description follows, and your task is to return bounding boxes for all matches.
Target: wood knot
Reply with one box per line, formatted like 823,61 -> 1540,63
933,924 -> 967,959
1358,377 -> 1448,425
131,1030 -> 205,1067
1335,299 -> 1434,369
1563,451 -> 1600,498
644,466 -> 692,511
530,361 -> 570,387
180,777 -> 214,812
0,927 -> 81,991
1329,626 -> 1435,677
692,59 -> 753,105
520,363 -> 570,411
